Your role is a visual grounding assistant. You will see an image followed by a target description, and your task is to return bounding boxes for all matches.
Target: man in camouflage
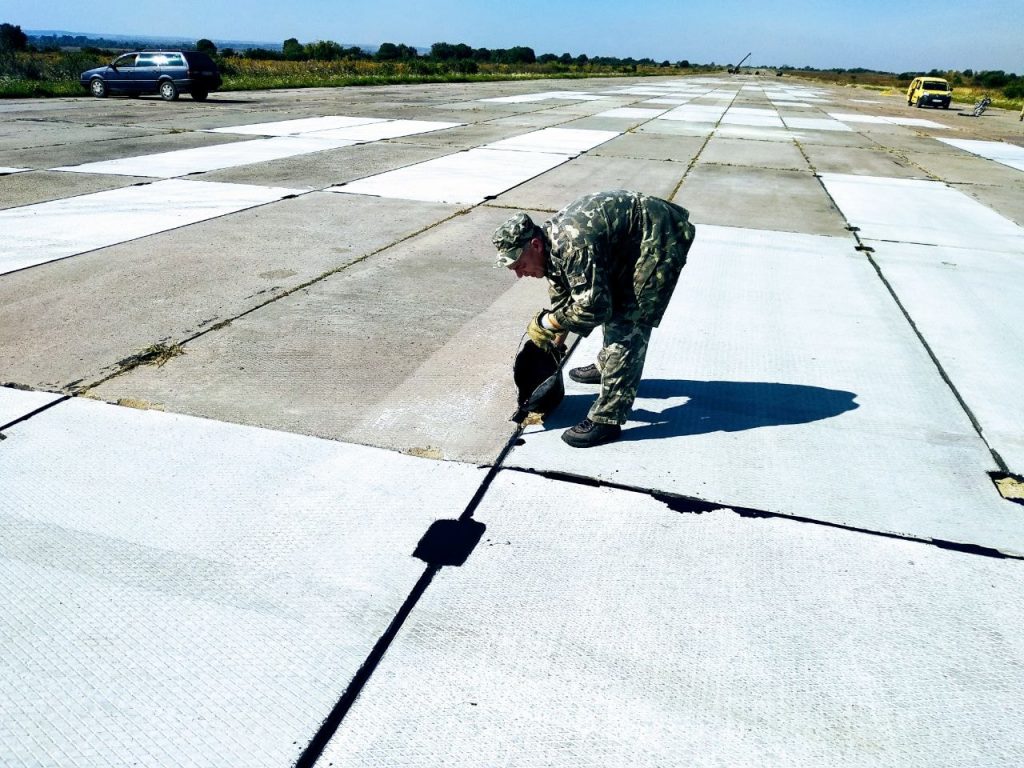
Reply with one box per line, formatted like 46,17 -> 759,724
493,189 -> 696,448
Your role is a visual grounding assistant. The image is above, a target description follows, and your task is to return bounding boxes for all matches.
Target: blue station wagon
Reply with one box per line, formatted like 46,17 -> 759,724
80,51 -> 222,101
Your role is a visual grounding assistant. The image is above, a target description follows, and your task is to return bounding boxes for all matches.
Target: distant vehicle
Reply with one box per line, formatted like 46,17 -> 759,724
906,77 -> 952,109
80,51 -> 222,101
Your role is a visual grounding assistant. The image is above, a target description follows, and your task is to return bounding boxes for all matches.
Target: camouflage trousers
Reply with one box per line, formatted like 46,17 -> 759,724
588,316 -> 653,425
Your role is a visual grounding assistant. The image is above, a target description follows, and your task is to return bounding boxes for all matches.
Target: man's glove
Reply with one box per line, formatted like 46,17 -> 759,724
527,310 -> 558,349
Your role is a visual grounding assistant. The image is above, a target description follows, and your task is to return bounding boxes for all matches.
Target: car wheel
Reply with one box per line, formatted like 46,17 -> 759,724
916,98 -> 924,108
90,78 -> 108,98
159,81 -> 179,101
191,90 -> 209,101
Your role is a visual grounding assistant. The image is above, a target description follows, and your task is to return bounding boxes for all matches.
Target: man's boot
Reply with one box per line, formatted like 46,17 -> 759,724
561,418 -> 622,448
568,363 -> 601,384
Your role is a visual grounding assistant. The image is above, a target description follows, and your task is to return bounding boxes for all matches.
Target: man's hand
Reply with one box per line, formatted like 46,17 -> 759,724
527,310 -> 558,349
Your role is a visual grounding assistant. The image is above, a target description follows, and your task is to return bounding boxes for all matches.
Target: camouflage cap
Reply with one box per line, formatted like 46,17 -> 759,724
492,212 -> 537,268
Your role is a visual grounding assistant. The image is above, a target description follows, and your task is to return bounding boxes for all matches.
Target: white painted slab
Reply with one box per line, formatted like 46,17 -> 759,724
303,119 -> 462,142
508,225 -> 1023,553
819,173 -> 1024,252
0,396 -> 484,768
0,167 -> 29,175
479,91 -> 605,103
826,113 -> 946,129
769,100 -> 813,107
329,147 -> 568,204
871,241 -> 1024,471
782,117 -> 853,131
593,108 -> 667,119
937,138 -> 1024,173
319,471 -> 1024,767
720,111 -> 785,127
52,136 -> 357,178
658,105 -> 726,123
207,115 -> 386,136
641,97 -> 692,105
0,179 -> 302,274
828,112 -> 891,124
887,117 -> 946,128
0,386 -> 62,428
483,128 -> 620,156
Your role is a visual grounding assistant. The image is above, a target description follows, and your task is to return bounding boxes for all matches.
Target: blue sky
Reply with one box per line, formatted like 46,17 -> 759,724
6,0 -> 1020,73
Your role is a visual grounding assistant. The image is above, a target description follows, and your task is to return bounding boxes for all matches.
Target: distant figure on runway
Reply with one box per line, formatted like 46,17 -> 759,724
493,190 -> 695,447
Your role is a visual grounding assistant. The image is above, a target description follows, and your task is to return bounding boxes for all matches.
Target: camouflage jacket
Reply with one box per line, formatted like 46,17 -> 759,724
543,190 -> 695,334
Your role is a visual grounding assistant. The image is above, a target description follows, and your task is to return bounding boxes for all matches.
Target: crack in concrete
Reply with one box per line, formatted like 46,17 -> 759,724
504,466 -> 1023,560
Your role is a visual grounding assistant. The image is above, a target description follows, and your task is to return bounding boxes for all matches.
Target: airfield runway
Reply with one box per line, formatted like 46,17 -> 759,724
2,75 -> 1024,766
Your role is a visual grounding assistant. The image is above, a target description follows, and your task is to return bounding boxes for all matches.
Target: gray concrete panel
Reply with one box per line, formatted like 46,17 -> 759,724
800,144 -> 926,177
317,471 -> 1024,768
0,396 -> 485,768
0,193 -> 457,390
699,136 -> 808,170
676,165 -> 849,235
508,225 -> 1023,553
592,131 -> 707,162
90,206 -> 536,460
953,182 -> 1024,227
490,155 -> 685,210
0,171 -> 148,210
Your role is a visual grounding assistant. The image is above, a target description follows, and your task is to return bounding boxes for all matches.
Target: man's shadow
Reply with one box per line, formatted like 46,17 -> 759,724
542,379 -> 859,442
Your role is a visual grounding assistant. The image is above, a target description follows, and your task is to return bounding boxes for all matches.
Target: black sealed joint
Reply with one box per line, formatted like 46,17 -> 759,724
413,518 -> 487,567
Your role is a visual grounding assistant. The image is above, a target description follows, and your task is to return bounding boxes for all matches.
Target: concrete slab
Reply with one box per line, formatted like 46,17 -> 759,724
782,117 -> 853,131
91,206 -> 539,462
801,145 -> 925,177
659,105 -> 727,123
508,225 -> 1022,553
329,147 -> 569,204
591,132 -> 707,163
489,155 -> 686,210
0,179 -> 301,276
952,182 -> 1024,227
0,396 -> 485,768
196,141 -> 452,190
0,193 -> 457,390
0,385 -> 63,429
677,166 -> 848,236
0,171 -> 148,210
872,241 -> 1024,472
910,151 -> 1024,186
315,471 -> 1024,768
52,135 -> 359,178
698,136 -> 808,171
0,130 -> 245,171
208,115 -> 387,136
635,120 -> 714,138
384,122 -> 525,150
594,107 -> 667,119
937,138 -> 1024,173
304,120 -> 463,142
483,128 -> 620,156
820,173 -> 1024,252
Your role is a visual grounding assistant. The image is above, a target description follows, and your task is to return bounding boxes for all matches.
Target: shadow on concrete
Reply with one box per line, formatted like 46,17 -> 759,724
543,379 -> 859,442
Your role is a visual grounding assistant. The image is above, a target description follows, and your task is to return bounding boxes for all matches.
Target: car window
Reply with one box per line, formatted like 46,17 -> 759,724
112,54 -> 137,68
160,53 -> 185,67
136,54 -> 161,67
923,81 -> 948,91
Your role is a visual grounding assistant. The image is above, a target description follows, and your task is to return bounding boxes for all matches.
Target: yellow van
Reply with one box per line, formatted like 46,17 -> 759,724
906,77 -> 953,109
